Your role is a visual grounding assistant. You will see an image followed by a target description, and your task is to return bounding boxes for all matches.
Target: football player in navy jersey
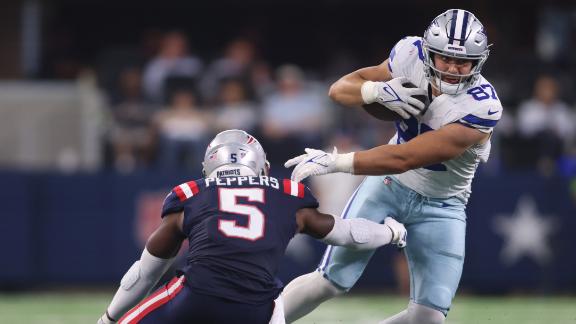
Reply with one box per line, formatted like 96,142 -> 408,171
98,129 -> 407,324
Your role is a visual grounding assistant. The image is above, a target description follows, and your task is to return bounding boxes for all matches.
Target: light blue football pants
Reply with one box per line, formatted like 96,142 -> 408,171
318,175 -> 467,315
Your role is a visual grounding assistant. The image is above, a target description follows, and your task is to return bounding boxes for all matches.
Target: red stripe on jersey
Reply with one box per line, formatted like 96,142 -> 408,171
187,181 -> 199,195
297,182 -> 305,198
283,179 -> 291,195
173,186 -> 187,202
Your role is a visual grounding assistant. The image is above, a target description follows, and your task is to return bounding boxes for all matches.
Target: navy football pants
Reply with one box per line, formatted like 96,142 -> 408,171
118,276 -> 274,324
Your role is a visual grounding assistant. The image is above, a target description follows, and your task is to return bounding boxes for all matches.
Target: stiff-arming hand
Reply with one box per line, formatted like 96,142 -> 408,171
284,147 -> 354,183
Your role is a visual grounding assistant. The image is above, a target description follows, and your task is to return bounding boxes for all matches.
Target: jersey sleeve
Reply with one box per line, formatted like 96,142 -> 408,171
455,93 -> 503,134
161,179 -> 203,217
280,179 -> 319,210
161,190 -> 185,217
388,36 -> 424,79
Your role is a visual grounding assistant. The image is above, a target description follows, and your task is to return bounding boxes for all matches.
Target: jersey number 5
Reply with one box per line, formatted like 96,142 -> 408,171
218,188 -> 265,241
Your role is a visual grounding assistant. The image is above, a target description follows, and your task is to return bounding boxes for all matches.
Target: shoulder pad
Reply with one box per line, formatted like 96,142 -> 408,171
281,179 -> 319,209
161,179 -> 204,217
172,179 -> 204,202
388,36 -> 424,77
441,80 -> 502,133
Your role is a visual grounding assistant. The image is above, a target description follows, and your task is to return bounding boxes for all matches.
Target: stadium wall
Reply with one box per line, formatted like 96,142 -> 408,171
0,170 -> 574,293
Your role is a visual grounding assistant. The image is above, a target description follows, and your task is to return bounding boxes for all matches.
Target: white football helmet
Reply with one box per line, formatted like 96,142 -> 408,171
422,9 -> 490,95
202,129 -> 269,178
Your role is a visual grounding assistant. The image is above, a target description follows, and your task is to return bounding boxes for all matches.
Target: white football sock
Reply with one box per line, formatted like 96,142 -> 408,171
378,309 -> 409,324
379,302 -> 445,324
282,271 -> 344,323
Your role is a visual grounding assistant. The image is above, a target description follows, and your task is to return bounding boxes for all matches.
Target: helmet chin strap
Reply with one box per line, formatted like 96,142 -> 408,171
433,78 -> 463,95
429,65 -> 476,95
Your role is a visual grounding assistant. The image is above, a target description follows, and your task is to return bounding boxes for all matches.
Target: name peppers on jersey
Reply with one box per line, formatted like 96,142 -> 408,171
387,36 -> 503,201
161,176 -> 309,216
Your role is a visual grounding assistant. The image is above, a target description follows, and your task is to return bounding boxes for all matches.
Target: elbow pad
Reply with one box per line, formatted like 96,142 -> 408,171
320,215 -> 392,250
107,248 -> 175,320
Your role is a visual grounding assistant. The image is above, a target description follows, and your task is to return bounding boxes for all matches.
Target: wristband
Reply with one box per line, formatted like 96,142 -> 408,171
360,81 -> 379,104
335,152 -> 355,174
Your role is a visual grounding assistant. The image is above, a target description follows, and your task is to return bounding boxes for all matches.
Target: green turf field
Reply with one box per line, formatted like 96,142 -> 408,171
0,292 -> 575,323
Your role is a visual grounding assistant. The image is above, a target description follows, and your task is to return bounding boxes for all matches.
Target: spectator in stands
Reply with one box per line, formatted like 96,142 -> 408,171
516,75 -> 576,174
213,78 -> 259,133
108,67 -> 157,173
200,38 -> 259,104
260,64 -> 331,164
250,61 -> 275,100
153,88 -> 213,170
142,31 -> 203,103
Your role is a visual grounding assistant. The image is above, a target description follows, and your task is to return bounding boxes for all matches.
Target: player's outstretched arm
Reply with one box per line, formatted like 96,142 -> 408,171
285,123 -> 489,182
354,123 -> 490,175
98,213 -> 186,324
296,208 -> 407,249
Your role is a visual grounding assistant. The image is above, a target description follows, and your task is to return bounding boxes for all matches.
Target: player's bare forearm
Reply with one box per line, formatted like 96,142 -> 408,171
354,123 -> 489,175
295,208 -> 335,238
328,60 -> 392,107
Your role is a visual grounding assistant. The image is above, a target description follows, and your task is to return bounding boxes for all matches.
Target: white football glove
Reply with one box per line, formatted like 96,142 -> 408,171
284,147 -> 354,183
361,77 -> 427,119
384,217 -> 407,248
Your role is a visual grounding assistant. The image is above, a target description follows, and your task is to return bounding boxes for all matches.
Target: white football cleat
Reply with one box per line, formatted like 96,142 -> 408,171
384,217 -> 407,248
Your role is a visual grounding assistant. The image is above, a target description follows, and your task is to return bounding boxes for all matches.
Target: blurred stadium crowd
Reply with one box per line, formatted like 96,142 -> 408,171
25,3 -> 576,181
0,1 -> 574,183
96,32 -> 343,173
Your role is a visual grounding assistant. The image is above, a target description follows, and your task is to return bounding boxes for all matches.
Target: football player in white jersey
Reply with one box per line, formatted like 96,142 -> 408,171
281,9 -> 502,324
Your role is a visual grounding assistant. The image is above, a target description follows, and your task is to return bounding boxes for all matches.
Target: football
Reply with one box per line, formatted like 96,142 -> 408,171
362,82 -> 429,121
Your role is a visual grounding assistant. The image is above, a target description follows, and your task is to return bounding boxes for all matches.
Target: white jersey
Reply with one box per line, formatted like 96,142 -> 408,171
387,36 -> 502,201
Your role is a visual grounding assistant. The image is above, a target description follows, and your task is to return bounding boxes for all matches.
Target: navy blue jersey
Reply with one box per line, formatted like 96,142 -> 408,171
161,176 -> 319,305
